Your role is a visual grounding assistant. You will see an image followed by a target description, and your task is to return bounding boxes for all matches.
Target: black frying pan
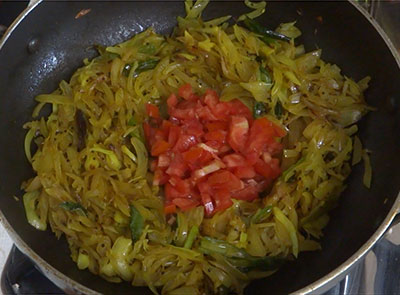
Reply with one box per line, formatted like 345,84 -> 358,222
0,1 -> 399,294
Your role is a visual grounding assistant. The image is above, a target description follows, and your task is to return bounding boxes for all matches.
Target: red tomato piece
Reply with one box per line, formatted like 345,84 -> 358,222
254,159 -> 273,179
169,176 -> 191,196
178,83 -> 197,101
167,93 -> 178,108
173,134 -> 197,152
231,185 -> 258,201
207,170 -> 243,191
146,103 -> 160,119
182,119 -> 204,139
228,116 -> 249,153
229,99 -> 253,121
213,189 -> 233,213
151,140 -> 170,156
233,166 -> 256,179
183,147 -> 212,168
265,138 -> 283,156
210,103 -> 231,120
205,121 -> 228,132
168,125 -> 181,147
273,123 -> 287,138
204,89 -> 219,107
153,168 -> 169,186
183,147 -> 204,164
169,107 -> 196,120
164,203 -> 176,214
269,158 -> 281,179
222,153 -> 247,167
173,198 -> 199,211
246,117 -> 276,156
166,154 -> 189,178
143,122 -> 156,147
204,130 -> 227,143
196,105 -> 218,121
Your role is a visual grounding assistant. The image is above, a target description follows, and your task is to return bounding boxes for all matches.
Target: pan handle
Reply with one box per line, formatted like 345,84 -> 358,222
28,0 -> 42,7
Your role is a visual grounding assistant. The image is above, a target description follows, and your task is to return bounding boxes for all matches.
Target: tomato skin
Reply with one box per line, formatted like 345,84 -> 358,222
169,176 -> 191,196
146,103 -> 160,118
169,107 -> 196,121
213,189 -> 233,213
166,154 -> 188,178
231,185 -> 258,201
183,147 -> 212,168
151,140 -> 170,156
154,169 -> 169,186
204,130 -> 227,143
233,166 -> 256,179
204,89 -> 219,107
269,158 -> 281,179
179,83 -> 197,101
246,118 -> 276,156
182,119 -> 204,139
205,121 -> 228,132
173,134 -> 197,152
164,203 -> 176,214
228,116 -> 249,153
168,125 -> 181,147
167,93 -> 178,108
207,170 -> 243,191
173,198 -> 199,211
254,159 -> 273,179
229,100 -> 253,121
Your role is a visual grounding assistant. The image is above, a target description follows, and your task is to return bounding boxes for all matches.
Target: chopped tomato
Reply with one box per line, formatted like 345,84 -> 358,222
154,168 -> 169,186
213,189 -> 233,213
179,83 -> 197,101
246,117 -> 277,156
204,130 -> 227,143
183,147 -> 213,168
182,119 -> 204,138
231,185 -> 258,201
173,134 -> 197,152
205,121 -> 228,132
168,125 -> 181,147
166,154 -> 188,178
164,203 -> 176,214
204,89 -> 219,107
169,176 -> 191,196
172,198 -> 199,211
146,103 -> 160,119
145,84 -> 285,216
151,140 -> 170,156
228,116 -> 249,153
233,166 -> 256,179
207,170 -> 243,191
167,93 -> 178,108
169,107 -> 196,120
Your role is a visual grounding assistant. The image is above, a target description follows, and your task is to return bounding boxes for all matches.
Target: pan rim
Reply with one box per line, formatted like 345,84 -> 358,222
0,1 -> 399,295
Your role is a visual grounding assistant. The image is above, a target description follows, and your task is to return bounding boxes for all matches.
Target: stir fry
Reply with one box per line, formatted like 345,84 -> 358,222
21,1 -> 371,294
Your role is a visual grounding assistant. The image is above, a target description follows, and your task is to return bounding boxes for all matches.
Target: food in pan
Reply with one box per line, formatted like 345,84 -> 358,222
21,1 -> 372,294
